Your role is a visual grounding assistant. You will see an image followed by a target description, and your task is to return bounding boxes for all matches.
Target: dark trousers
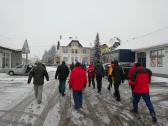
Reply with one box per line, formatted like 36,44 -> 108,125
73,91 -> 83,109
133,93 -> 155,114
131,86 -> 134,97
96,75 -> 103,92
88,76 -> 95,88
59,79 -> 66,96
114,81 -> 121,101
108,77 -> 113,89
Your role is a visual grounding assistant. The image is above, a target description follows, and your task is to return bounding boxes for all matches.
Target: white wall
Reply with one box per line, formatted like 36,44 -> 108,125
146,46 -> 168,75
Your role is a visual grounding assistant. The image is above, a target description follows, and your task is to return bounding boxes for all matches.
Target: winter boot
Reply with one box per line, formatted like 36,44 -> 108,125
130,109 -> 138,114
151,113 -> 157,123
107,86 -> 110,90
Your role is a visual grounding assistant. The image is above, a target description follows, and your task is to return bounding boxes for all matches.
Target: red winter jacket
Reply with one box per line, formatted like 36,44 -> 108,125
128,64 -> 137,85
87,64 -> 95,77
130,67 -> 152,94
70,66 -> 87,91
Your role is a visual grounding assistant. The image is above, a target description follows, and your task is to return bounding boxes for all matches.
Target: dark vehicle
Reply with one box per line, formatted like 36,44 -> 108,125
7,64 -> 33,76
120,62 -> 133,80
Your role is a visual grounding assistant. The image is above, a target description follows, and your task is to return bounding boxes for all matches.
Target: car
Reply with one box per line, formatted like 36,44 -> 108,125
7,64 -> 33,76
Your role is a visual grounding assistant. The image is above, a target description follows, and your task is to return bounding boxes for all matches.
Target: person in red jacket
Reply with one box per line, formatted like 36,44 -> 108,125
69,62 -> 87,110
87,64 -> 95,88
128,63 -> 142,97
130,63 -> 157,123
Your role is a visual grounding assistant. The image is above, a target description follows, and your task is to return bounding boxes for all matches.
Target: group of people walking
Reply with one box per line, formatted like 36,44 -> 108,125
27,59 -> 157,123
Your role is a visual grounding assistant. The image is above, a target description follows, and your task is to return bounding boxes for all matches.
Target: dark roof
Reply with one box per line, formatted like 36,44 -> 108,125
67,40 -> 83,47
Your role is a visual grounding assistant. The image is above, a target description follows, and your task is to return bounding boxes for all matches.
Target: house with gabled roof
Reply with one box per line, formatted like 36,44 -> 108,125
55,40 -> 93,65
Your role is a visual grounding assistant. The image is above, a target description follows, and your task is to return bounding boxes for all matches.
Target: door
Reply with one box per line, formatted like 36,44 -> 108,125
137,52 -> 146,67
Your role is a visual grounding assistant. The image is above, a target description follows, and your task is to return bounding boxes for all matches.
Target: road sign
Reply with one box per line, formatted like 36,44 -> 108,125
22,39 -> 30,54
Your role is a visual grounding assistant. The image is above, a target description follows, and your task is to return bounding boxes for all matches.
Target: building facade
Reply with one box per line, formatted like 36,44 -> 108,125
0,46 -> 22,72
135,44 -> 168,75
55,40 -> 93,65
116,28 -> 168,76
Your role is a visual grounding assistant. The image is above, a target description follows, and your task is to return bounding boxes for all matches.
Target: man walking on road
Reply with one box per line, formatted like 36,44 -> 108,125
55,61 -> 69,96
69,62 -> 87,110
94,60 -> 105,93
130,63 -> 157,123
112,60 -> 124,101
28,61 -> 49,104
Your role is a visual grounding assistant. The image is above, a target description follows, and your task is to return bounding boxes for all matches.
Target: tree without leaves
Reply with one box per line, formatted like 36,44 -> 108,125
42,45 -> 56,65
42,50 -> 49,63
48,45 -> 56,64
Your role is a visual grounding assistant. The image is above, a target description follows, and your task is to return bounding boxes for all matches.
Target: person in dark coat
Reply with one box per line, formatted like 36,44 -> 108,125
94,61 -> 105,93
112,60 -> 124,101
130,63 -> 157,123
55,61 -> 69,96
69,62 -> 87,110
28,61 -> 49,104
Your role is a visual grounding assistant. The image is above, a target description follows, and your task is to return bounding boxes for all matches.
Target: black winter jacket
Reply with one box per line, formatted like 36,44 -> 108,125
112,65 -> 124,84
28,65 -> 49,85
55,64 -> 69,80
94,63 -> 105,76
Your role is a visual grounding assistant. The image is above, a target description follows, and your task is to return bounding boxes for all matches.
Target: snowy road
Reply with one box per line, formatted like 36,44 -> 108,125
0,68 -> 168,126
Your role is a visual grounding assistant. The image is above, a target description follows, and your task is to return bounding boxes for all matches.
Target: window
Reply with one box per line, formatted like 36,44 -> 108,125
83,49 -> 86,54
157,57 -> 163,67
0,53 -> 2,68
75,49 -> 78,54
72,49 -> 74,53
63,48 -> 68,53
16,64 -> 24,68
150,49 -> 164,67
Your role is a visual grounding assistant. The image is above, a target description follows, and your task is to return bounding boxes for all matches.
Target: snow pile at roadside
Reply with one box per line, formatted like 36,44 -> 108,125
0,73 -> 28,81
152,76 -> 168,83
46,66 -> 57,72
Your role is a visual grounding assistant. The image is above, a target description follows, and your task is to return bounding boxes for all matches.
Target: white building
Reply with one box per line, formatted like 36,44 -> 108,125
55,40 -> 93,65
117,28 -> 168,76
0,46 -> 22,72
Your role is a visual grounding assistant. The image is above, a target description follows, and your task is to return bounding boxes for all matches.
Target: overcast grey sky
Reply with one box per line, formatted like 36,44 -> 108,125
0,0 -> 168,58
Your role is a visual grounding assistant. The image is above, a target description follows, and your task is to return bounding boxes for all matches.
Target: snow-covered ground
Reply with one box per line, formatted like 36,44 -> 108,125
0,69 -> 168,126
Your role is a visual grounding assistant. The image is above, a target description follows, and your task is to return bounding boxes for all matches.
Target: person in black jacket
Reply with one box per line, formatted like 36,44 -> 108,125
55,61 -> 69,96
28,61 -> 49,104
94,60 -> 105,93
112,60 -> 124,101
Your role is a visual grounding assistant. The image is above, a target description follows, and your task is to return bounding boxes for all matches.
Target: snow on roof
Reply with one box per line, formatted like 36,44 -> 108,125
59,38 -> 91,48
116,27 -> 168,50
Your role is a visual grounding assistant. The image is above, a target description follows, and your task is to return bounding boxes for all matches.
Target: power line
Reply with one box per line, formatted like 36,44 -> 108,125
132,26 -> 168,40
